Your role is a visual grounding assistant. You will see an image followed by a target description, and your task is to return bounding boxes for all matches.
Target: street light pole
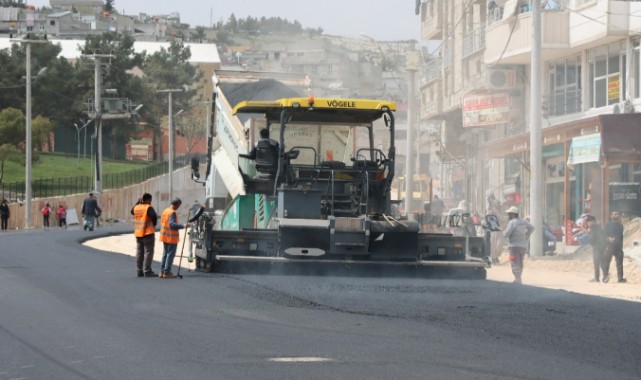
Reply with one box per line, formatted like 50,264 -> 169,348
158,89 -> 184,202
25,41 -> 32,228
11,36 -> 48,229
530,0 -> 543,256
74,120 -> 91,168
405,51 -> 419,219
82,53 -> 114,194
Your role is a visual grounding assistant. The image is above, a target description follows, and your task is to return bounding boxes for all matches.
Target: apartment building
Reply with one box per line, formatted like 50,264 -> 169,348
420,0 -> 641,230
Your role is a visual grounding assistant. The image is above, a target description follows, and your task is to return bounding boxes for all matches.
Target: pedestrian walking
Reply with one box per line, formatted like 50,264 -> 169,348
41,203 -> 52,230
502,206 -> 534,284
159,198 -> 188,278
586,215 -> 606,282
56,204 -> 67,230
81,193 -> 100,231
603,211 -> 626,283
486,191 -> 504,264
131,193 -> 158,277
429,195 -> 445,230
0,199 -> 9,231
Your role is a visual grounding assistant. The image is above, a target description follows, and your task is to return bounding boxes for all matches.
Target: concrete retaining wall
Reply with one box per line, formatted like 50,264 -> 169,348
3,166 -> 207,230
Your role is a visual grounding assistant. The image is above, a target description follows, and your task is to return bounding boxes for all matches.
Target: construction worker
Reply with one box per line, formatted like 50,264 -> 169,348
159,198 -> 188,278
502,206 -> 534,284
131,193 -> 158,277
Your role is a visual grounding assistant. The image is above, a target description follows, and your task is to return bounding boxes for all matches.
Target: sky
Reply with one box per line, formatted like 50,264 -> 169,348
27,0 -> 422,41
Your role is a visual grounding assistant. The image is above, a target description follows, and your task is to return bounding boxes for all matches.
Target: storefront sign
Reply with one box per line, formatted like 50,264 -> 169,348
609,182 -> 641,217
608,76 -> 620,102
567,133 -> 601,165
462,93 -> 510,127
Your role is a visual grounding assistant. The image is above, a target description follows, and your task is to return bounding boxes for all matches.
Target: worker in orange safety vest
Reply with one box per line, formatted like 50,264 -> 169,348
158,197 -> 188,278
131,193 -> 158,277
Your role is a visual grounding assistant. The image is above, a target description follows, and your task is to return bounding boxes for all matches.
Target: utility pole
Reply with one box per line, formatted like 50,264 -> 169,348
83,53 -> 114,194
405,51 -> 419,219
529,0 -> 543,257
11,36 -> 47,229
158,89 -> 184,202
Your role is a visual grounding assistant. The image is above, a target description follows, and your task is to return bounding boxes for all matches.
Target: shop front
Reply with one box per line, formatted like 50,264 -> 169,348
481,114 -> 641,241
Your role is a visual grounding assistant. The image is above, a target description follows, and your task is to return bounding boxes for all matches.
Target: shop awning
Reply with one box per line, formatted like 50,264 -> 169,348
567,133 -> 601,165
481,114 -> 641,163
601,115 -> 641,163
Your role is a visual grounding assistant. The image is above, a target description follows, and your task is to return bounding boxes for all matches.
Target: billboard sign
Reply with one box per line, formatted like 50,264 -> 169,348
462,93 -> 510,127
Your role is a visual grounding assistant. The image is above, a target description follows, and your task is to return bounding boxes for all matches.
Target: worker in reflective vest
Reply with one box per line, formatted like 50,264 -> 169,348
159,197 -> 188,278
131,193 -> 158,277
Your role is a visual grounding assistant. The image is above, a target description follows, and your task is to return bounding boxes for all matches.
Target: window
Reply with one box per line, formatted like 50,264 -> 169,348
588,43 -> 625,108
327,65 -> 333,73
50,20 -> 55,26
633,39 -> 640,99
547,56 -> 581,116
311,65 -> 317,73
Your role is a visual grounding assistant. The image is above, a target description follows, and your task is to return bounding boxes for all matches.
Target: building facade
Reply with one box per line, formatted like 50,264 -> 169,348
420,0 -> 641,231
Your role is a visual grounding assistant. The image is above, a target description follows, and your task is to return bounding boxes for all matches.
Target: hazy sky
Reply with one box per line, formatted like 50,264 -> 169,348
28,0 -> 422,41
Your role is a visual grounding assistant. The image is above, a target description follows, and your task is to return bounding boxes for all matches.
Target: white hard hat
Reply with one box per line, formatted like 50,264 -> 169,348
505,206 -> 519,214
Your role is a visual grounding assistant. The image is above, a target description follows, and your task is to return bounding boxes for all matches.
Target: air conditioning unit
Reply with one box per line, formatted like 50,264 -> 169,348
487,69 -> 517,90
613,100 -> 635,114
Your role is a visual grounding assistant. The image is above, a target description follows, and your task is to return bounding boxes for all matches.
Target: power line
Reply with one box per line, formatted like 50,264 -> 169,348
427,0 -> 477,56
492,15 -> 519,65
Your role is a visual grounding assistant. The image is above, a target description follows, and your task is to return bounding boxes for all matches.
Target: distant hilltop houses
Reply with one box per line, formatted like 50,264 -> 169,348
0,0 -> 182,40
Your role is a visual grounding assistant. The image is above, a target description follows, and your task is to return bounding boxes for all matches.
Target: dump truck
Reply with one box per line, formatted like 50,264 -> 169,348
189,78 -> 489,277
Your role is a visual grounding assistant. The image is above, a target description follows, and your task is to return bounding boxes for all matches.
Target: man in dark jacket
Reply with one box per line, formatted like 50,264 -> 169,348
81,193 -> 100,231
603,211 -> 626,283
0,199 -> 10,231
586,215 -> 606,282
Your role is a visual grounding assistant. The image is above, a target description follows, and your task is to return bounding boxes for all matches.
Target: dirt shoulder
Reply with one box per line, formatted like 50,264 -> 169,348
84,235 -> 640,303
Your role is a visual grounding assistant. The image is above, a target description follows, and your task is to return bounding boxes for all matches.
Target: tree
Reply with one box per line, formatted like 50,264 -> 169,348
228,13 -> 238,33
0,108 -> 25,147
80,33 -> 147,158
176,107 -> 207,154
190,26 -> 206,42
104,0 -> 114,12
140,41 -> 203,160
215,30 -> 231,45
0,144 -> 21,185
32,116 -> 53,152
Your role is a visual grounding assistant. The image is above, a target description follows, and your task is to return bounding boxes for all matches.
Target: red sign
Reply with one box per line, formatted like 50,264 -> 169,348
462,93 -> 510,127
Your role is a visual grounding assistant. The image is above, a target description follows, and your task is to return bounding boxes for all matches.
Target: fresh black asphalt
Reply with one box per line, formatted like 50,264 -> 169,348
0,225 -> 640,379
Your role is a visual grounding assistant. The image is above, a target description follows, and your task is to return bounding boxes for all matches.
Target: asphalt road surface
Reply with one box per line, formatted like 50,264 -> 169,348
1,226 -> 640,380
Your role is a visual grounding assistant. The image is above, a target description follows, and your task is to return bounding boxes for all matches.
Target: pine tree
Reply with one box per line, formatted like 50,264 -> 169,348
104,0 -> 114,12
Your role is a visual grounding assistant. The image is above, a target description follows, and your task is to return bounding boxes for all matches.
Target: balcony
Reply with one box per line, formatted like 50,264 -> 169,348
543,88 -> 582,118
462,26 -> 485,58
420,81 -> 442,121
421,59 -> 441,85
420,0 -> 443,40
485,10 -> 570,65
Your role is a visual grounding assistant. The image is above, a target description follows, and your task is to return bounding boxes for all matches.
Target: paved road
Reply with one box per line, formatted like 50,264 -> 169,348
1,226 -> 640,379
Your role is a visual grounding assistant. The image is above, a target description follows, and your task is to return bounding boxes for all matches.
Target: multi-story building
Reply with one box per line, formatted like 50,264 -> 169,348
420,0 -> 641,231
